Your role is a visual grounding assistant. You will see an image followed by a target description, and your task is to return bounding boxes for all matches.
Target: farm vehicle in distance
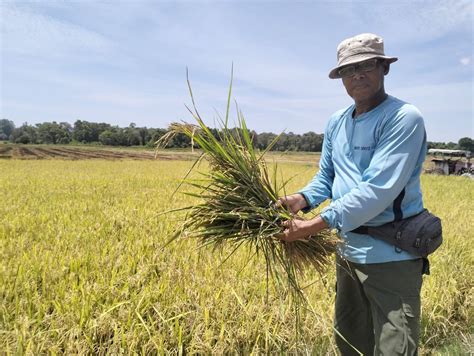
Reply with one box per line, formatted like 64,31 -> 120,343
426,149 -> 472,176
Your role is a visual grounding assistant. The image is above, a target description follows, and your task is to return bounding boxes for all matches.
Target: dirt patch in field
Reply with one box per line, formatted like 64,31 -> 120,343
34,147 -> 74,159
52,148 -> 107,159
18,147 -> 42,159
0,145 -> 199,161
0,146 -> 12,159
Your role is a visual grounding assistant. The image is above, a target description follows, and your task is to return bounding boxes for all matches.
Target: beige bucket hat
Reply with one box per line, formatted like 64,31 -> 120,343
329,33 -> 398,79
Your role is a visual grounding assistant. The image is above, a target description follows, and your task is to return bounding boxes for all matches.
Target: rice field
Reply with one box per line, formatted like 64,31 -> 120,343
0,156 -> 473,354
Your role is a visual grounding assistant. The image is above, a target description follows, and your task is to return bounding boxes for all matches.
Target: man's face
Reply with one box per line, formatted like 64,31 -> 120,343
341,59 -> 387,102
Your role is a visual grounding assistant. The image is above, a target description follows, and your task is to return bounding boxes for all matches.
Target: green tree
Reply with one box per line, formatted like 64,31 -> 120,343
0,119 -> 15,140
98,128 -> 131,146
10,123 -> 38,144
458,137 -> 474,152
73,120 -> 112,143
138,127 -> 148,146
256,132 -> 278,150
124,124 -> 141,146
170,132 -> 191,148
36,121 -> 72,144
146,128 -> 167,147
98,130 -> 118,146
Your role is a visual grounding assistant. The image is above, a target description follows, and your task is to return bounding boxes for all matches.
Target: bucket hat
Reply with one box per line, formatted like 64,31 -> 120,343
329,33 -> 398,79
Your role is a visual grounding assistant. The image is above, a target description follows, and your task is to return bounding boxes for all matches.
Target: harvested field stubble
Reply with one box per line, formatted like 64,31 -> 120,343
0,160 -> 472,354
0,146 -> 12,159
0,144 -> 199,161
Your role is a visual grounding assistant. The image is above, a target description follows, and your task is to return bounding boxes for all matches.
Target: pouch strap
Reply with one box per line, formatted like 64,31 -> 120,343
393,188 -> 405,221
351,226 -> 369,234
422,257 -> 430,275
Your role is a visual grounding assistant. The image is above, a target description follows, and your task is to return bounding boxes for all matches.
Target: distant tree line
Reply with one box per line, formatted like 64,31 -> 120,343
0,119 -> 325,152
427,139 -> 474,152
0,118 -> 472,153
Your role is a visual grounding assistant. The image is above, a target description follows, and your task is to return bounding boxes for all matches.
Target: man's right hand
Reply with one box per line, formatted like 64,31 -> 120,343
276,193 -> 308,215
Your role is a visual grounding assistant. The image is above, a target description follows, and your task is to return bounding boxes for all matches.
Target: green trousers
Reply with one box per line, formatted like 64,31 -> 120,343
334,255 -> 423,356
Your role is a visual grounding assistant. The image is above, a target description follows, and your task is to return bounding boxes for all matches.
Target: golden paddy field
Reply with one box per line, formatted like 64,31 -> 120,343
0,151 -> 472,354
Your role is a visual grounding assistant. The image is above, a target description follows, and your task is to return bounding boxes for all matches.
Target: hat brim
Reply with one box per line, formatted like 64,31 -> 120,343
328,55 -> 398,79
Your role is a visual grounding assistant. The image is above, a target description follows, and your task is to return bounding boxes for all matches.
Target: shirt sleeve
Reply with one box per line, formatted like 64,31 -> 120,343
297,117 -> 336,212
320,106 -> 426,232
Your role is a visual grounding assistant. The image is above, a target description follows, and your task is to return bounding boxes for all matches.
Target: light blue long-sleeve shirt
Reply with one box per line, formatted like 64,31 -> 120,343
299,95 -> 427,264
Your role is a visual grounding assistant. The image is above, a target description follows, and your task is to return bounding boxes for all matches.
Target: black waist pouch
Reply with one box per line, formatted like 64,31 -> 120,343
351,209 -> 443,258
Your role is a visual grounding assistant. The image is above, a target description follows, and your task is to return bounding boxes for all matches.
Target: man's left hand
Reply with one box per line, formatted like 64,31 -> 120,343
278,216 -> 329,243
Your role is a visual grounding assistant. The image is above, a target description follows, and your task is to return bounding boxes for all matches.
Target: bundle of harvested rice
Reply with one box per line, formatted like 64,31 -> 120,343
157,72 -> 337,299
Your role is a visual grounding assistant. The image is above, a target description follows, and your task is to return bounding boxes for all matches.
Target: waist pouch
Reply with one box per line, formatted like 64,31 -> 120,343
350,209 -> 443,258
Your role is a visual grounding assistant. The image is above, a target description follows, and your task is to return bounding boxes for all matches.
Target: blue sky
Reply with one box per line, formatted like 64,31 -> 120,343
1,0 -> 472,142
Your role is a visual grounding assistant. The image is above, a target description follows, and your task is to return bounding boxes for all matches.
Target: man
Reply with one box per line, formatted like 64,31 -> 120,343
278,33 -> 427,355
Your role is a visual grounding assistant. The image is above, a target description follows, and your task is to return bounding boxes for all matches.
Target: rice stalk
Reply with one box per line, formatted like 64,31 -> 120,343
156,70 -> 337,302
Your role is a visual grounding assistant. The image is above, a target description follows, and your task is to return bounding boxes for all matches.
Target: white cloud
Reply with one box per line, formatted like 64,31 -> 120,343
351,0 -> 473,42
412,0 -> 472,38
1,3 -> 114,59
460,57 -> 471,66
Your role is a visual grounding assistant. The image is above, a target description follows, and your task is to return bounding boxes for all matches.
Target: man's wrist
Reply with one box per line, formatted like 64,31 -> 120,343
306,215 -> 329,235
298,193 -> 310,210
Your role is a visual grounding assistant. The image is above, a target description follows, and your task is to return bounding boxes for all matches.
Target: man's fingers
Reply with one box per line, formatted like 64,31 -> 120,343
276,218 -> 312,243
276,230 -> 294,242
276,230 -> 310,243
274,198 -> 287,209
275,231 -> 286,240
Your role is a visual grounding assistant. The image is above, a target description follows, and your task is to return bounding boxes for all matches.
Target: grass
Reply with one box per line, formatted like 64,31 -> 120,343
0,160 -> 472,354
